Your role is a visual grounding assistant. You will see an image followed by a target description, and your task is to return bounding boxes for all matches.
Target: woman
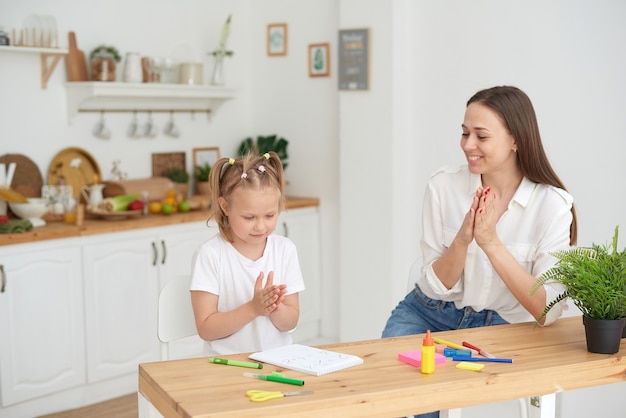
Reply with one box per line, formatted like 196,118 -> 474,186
383,85 -> 577,338
382,85 -> 577,418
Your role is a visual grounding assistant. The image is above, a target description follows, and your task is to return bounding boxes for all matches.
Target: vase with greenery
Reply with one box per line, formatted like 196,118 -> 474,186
194,162 -> 211,195
89,45 -> 121,81
530,225 -> 626,354
237,134 -> 289,170
208,14 -> 233,85
163,168 -> 190,201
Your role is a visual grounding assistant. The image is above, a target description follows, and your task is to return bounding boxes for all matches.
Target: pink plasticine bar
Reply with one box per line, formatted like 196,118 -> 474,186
398,350 -> 446,368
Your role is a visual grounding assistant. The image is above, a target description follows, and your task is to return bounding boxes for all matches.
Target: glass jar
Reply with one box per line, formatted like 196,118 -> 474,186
90,51 -> 117,81
0,27 -> 10,46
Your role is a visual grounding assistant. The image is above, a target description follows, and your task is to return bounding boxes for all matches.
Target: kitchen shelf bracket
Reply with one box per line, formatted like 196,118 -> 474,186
0,45 -> 68,90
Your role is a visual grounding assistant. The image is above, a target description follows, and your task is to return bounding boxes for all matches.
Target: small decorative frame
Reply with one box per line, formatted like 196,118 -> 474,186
193,147 -> 221,170
308,43 -> 330,77
267,23 -> 288,56
151,152 -> 186,177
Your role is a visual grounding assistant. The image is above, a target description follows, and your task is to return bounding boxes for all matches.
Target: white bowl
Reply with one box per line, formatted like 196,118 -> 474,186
9,198 -> 49,227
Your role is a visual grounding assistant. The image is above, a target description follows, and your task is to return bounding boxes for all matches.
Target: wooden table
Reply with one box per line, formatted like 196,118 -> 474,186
138,317 -> 626,418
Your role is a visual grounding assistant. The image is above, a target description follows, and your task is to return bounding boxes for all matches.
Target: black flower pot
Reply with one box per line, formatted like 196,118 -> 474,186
582,316 -> 625,354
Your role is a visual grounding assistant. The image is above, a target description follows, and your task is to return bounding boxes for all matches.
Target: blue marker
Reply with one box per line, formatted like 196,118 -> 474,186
443,347 -> 472,358
451,356 -> 513,363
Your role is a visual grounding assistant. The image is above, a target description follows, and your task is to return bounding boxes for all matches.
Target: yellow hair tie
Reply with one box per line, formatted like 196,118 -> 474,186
263,153 -> 270,160
228,158 -> 235,165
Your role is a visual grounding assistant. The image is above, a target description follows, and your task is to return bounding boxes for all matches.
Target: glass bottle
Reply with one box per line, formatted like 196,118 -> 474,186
0,27 -> 10,46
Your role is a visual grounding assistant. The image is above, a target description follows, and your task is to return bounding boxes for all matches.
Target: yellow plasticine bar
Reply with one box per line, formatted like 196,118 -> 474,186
455,361 -> 485,372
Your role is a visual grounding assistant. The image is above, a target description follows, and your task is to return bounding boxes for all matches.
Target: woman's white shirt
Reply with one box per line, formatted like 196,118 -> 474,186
418,165 -> 573,325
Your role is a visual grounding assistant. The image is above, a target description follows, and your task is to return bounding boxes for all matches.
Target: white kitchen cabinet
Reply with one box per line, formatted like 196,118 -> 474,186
82,221 -> 216,379
276,207 -> 322,343
155,221 -> 219,289
82,229 -> 161,382
0,239 -> 85,407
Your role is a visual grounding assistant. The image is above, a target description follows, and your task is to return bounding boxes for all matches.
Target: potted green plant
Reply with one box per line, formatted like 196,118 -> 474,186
194,162 -> 211,195
237,134 -> 289,170
530,225 -> 626,354
163,168 -> 190,201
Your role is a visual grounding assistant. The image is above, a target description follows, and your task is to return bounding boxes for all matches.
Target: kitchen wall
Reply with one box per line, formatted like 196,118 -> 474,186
338,1 -> 626,417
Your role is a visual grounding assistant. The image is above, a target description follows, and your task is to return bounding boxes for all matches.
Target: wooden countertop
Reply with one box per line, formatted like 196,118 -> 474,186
0,196 -> 319,246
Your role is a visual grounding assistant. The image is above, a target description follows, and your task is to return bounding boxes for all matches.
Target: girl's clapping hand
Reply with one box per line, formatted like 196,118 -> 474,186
252,271 -> 287,316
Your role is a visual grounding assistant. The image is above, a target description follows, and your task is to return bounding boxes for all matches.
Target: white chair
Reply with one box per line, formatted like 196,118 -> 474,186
157,275 -> 199,360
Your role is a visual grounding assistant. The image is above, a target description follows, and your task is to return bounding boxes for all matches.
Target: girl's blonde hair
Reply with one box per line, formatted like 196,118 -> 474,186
208,152 -> 285,242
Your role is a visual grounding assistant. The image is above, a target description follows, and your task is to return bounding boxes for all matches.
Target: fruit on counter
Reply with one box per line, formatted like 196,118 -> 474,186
128,199 -> 144,211
178,200 -> 191,213
148,201 -> 162,214
161,189 -> 178,213
161,203 -> 174,215
97,193 -> 140,212
0,214 -> 8,224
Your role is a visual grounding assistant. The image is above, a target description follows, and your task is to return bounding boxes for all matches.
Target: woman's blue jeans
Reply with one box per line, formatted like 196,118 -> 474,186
382,284 -> 509,418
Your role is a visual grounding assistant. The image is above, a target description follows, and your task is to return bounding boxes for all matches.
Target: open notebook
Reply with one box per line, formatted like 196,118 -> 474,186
249,344 -> 364,376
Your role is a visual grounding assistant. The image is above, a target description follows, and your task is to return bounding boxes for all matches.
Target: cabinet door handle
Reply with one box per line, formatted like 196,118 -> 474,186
151,241 -> 158,266
0,264 -> 5,293
161,240 -> 167,264
283,222 -> 289,238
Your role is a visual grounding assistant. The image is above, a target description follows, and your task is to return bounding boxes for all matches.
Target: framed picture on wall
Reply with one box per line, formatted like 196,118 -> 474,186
267,23 -> 288,56
193,147 -> 221,170
308,43 -> 330,77
338,28 -> 370,90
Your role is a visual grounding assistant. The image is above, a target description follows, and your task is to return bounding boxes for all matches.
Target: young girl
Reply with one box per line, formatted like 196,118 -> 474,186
190,152 -> 305,356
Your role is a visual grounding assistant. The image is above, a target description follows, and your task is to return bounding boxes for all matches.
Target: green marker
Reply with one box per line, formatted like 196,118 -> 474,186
208,357 -> 263,369
243,372 -> 305,386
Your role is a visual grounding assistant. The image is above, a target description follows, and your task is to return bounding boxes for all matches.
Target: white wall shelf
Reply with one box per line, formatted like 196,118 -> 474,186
0,45 -> 68,89
65,82 -> 238,123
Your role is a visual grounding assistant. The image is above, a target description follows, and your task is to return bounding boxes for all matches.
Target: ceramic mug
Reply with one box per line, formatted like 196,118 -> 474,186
179,62 -> 203,85
123,52 -> 143,83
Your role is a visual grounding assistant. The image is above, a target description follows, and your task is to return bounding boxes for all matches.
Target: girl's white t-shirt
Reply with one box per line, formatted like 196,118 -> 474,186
191,233 -> 305,356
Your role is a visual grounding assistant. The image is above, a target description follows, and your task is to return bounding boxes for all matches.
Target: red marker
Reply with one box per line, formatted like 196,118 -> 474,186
462,341 -> 496,358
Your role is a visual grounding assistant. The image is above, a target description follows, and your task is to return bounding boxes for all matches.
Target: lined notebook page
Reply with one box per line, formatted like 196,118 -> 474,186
249,344 -> 364,376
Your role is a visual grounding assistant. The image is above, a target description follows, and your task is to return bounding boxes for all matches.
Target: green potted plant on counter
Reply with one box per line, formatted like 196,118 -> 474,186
163,168 -> 190,201
194,162 -> 211,195
237,134 -> 289,170
530,225 -> 626,354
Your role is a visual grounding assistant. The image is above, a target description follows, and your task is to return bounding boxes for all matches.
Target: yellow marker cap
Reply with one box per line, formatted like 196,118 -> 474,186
455,361 -> 485,372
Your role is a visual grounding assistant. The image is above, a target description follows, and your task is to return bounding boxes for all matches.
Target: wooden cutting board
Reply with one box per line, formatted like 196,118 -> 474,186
65,31 -> 88,81
103,177 -> 175,202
